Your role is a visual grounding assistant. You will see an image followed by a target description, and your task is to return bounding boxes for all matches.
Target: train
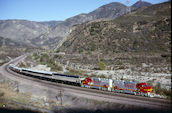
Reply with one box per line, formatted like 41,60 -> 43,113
8,64 -> 154,97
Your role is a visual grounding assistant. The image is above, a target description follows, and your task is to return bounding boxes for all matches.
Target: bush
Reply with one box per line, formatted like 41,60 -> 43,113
154,82 -> 161,94
40,53 -> 49,62
161,54 -> 171,58
98,62 -> 106,70
154,82 -> 171,97
120,76 -> 124,80
49,61 -> 63,71
99,74 -> 106,78
55,62 -> 63,71
118,65 -> 125,69
116,61 -> 123,65
65,68 -> 83,76
108,75 -> 112,79
0,92 -> 4,98
90,74 -> 98,78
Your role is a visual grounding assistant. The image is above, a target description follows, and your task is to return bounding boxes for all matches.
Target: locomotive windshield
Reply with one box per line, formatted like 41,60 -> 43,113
141,85 -> 151,87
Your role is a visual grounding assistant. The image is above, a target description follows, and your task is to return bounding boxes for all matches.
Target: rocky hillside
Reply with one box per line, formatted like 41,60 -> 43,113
0,20 -> 52,46
0,36 -> 31,66
0,1 -> 152,48
88,2 -> 128,19
131,0 -> 152,10
59,1 -> 170,55
37,1 -> 152,48
33,2 -> 129,48
52,2 -> 171,91
0,36 -> 29,48
37,21 -> 63,28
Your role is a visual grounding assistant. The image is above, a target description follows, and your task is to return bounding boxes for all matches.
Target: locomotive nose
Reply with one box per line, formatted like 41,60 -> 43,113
144,86 -> 153,92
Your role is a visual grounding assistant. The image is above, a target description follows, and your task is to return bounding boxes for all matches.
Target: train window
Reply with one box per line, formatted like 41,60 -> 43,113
53,73 -> 79,78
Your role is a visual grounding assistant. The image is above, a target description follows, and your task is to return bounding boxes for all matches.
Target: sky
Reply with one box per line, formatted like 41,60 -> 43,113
0,0 -> 169,21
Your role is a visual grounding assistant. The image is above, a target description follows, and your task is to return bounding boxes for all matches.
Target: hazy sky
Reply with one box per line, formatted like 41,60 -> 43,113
0,0 -> 169,21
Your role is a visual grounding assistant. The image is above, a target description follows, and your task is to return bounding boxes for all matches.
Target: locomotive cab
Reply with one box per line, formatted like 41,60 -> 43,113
81,77 -> 92,87
136,83 -> 153,96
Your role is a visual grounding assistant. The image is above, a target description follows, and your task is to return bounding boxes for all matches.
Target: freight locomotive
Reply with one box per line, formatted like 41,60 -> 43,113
81,77 -> 153,96
8,64 -> 154,97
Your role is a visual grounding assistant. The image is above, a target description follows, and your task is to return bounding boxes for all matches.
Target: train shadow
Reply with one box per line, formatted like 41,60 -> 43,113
0,108 -> 41,113
54,108 -> 171,113
0,108 -> 171,113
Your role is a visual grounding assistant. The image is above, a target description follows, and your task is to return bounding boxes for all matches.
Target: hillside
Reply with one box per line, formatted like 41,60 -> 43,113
37,2 -> 151,48
58,1 -> 171,69
0,36 -> 32,66
33,2 -> 129,48
131,0 -> 152,10
28,1 -> 152,48
0,1 -> 151,48
0,36 -> 30,48
0,20 -> 52,46
59,1 -> 170,54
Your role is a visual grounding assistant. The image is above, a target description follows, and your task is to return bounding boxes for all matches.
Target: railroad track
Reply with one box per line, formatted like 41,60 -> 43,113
0,55 -> 171,110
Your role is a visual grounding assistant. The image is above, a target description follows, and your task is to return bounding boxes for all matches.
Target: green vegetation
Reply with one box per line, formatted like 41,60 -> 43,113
89,22 -> 102,36
59,2 -> 171,55
120,76 -> 124,80
154,82 -> 171,97
161,54 -> 171,58
116,60 -> 123,65
32,52 -> 63,71
98,62 -> 106,70
99,74 -> 106,78
18,62 -> 26,68
90,74 -> 106,78
90,74 -> 97,78
78,48 -> 83,53
65,67 -> 83,76
40,52 -> 49,63
118,65 -> 125,69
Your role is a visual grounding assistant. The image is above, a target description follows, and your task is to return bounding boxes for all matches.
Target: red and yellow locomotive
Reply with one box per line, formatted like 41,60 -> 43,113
81,77 -> 153,97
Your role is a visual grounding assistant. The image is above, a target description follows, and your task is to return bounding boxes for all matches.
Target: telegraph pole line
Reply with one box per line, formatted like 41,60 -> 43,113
59,90 -> 63,106
56,90 -> 63,106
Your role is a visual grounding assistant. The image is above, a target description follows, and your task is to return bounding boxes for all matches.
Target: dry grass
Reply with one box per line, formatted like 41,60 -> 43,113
0,82 -> 31,107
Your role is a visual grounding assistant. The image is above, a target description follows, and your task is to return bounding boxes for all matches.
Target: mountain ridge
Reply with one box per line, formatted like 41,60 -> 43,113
0,1 -> 152,48
59,1 -> 171,55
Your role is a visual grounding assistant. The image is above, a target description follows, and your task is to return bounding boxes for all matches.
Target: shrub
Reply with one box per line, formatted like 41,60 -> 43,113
116,61 -> 123,65
40,53 -> 49,62
98,62 -> 106,70
78,48 -> 83,53
0,92 -> 4,98
154,82 -> 171,97
99,74 -> 106,78
161,54 -> 171,58
154,82 -> 161,94
108,75 -> 112,79
90,74 -> 98,78
120,76 -> 124,80
65,68 -> 83,75
55,62 -> 63,71
118,65 -> 125,69
18,62 -> 26,68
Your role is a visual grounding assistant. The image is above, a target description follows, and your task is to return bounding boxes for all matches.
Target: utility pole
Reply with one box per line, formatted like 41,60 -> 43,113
56,90 -> 63,106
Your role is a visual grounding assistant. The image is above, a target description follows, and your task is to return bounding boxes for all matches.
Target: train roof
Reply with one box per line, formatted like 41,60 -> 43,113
22,68 -> 52,75
52,73 -> 79,78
